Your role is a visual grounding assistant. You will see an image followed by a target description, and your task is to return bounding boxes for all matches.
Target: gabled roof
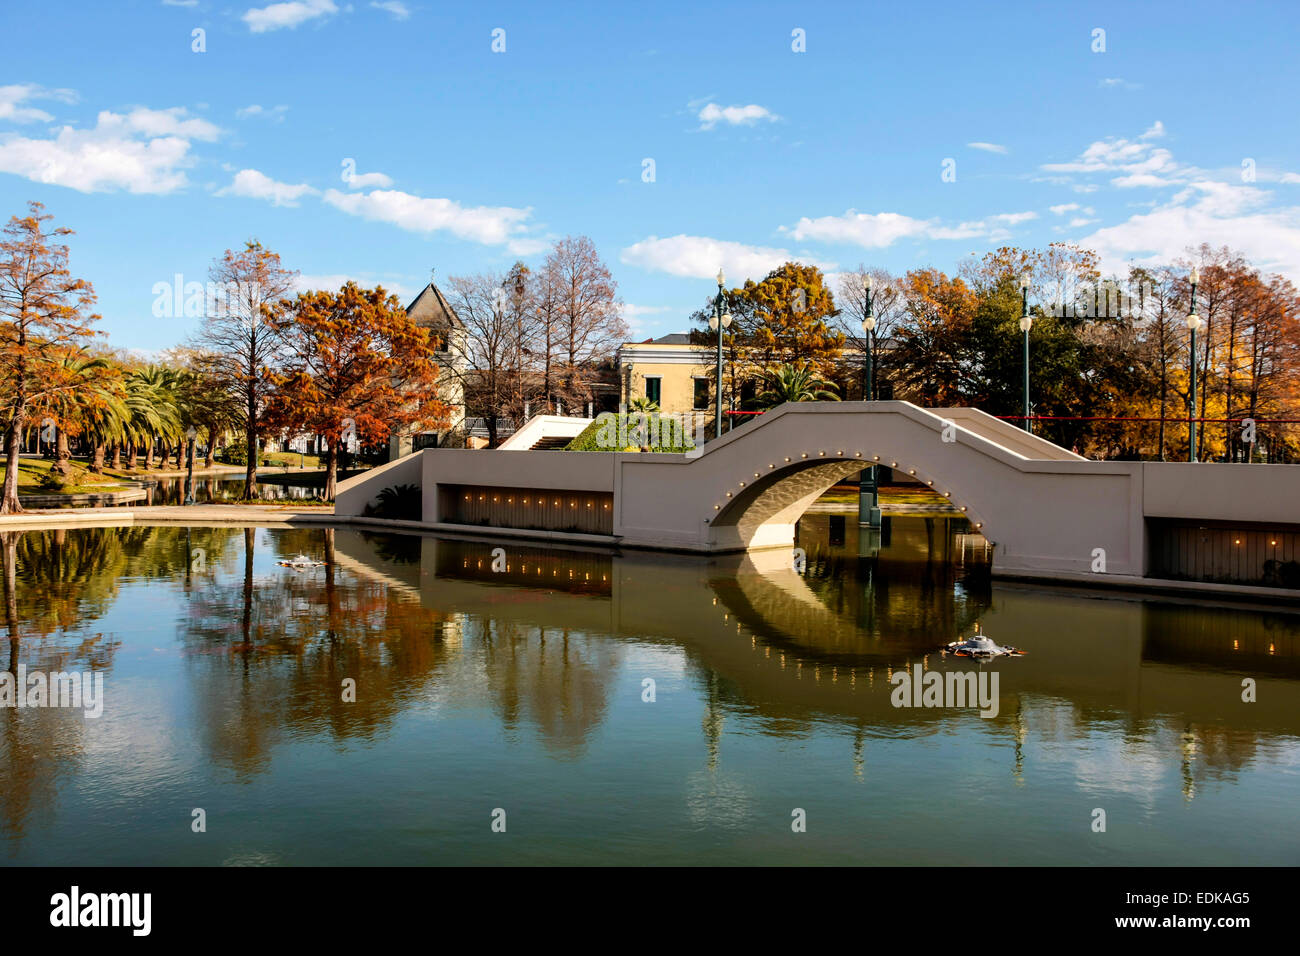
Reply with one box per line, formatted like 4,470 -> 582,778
405,281 -> 464,329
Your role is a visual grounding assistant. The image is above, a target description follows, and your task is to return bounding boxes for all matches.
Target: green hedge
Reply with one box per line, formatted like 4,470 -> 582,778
565,412 -> 698,453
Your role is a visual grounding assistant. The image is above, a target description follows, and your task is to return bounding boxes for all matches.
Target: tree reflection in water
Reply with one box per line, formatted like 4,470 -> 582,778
0,521 -> 1297,864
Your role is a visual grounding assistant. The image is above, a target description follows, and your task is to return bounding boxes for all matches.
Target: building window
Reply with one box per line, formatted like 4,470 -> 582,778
644,376 -> 662,406
693,378 -> 710,411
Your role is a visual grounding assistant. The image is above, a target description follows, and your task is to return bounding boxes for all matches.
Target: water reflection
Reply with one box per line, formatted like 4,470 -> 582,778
2,518 -> 1298,864
144,476 -> 319,505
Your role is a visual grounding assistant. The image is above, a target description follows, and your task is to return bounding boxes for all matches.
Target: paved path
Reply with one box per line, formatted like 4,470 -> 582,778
0,504 -> 337,529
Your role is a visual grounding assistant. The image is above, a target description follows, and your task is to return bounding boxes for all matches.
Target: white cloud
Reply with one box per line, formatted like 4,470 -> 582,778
236,104 -> 289,121
1049,203 -> 1080,215
217,168 -> 317,206
0,84 -> 77,123
696,102 -> 779,130
1042,126 -> 1189,189
321,187 -> 535,247
785,208 -> 1035,249
0,106 -> 218,194
1080,183 -> 1300,282
967,142 -> 1007,154
789,211 -> 936,247
369,1 -> 410,19
620,235 -> 831,282
344,169 -> 394,189
1099,77 -> 1142,90
243,0 -> 338,33
991,211 -> 1037,225
103,106 -> 220,141
622,304 -> 671,318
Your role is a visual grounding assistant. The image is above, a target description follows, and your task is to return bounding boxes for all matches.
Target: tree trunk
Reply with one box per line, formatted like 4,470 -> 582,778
90,441 -> 106,474
110,442 -> 122,470
1,414 -> 24,514
127,442 -> 138,469
244,387 -> 258,499
324,443 -> 339,501
144,437 -> 155,469
204,425 -> 216,468
54,428 -> 73,477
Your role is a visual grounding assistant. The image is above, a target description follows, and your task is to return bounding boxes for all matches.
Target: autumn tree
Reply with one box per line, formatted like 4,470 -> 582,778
890,268 -> 976,405
265,282 -> 450,499
0,202 -> 101,513
688,262 -> 845,419
194,240 -> 296,499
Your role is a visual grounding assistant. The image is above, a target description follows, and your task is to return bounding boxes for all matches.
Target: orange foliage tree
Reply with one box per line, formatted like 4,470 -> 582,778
265,282 -> 450,499
0,202 -> 100,513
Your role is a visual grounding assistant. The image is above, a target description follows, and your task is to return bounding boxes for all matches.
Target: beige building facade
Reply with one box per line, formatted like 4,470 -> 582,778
615,335 -> 869,421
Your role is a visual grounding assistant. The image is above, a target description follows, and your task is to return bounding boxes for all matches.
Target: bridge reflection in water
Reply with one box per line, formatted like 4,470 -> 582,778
1,518 -> 1297,864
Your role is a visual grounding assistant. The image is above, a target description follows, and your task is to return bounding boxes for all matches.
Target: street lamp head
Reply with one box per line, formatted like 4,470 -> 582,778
1019,316 -> 1033,333
862,316 -> 876,333
721,311 -> 732,329
1020,274 -> 1031,292
716,268 -> 726,287
708,314 -> 718,331
1190,266 -> 1200,285
1186,312 -> 1202,331
185,426 -> 197,440
864,273 -> 873,292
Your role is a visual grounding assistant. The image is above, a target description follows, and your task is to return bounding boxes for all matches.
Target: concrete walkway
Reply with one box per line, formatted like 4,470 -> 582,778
0,504 -> 336,529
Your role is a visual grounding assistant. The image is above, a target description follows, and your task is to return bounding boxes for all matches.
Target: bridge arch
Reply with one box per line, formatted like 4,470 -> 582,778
614,401 -> 1141,576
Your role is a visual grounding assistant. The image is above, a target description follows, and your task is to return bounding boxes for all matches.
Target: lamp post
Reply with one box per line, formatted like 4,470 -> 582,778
707,268 -> 732,438
1187,266 -> 1202,463
184,426 -> 197,505
859,274 -> 881,528
1019,274 -> 1033,433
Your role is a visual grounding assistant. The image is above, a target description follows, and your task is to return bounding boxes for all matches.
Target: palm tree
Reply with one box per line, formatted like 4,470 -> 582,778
123,367 -> 181,470
756,363 -> 840,408
628,396 -> 659,413
126,366 -> 183,470
31,354 -> 120,479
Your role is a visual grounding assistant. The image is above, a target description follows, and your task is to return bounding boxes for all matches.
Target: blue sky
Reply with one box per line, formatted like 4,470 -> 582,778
2,0 -> 1298,352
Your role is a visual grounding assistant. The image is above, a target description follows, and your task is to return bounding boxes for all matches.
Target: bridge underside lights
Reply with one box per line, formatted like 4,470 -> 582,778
335,401 -> 1300,598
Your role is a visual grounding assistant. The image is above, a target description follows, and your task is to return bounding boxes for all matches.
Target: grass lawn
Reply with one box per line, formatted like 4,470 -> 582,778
2,457 -> 144,495
237,452 -> 326,469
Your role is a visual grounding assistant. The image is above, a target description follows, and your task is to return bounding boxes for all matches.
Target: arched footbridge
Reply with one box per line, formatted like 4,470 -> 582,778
337,401 -> 1300,586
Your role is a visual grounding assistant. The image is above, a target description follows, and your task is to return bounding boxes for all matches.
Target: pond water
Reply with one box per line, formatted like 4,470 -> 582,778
1,516 -> 1296,865
145,476 -> 320,505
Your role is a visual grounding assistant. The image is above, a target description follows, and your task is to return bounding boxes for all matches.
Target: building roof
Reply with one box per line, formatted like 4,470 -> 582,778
405,280 -> 464,329
642,332 -> 693,345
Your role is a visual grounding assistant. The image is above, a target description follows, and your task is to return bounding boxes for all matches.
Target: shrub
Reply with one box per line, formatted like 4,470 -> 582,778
565,412 -> 697,453
364,483 -> 422,521
219,443 -> 262,467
